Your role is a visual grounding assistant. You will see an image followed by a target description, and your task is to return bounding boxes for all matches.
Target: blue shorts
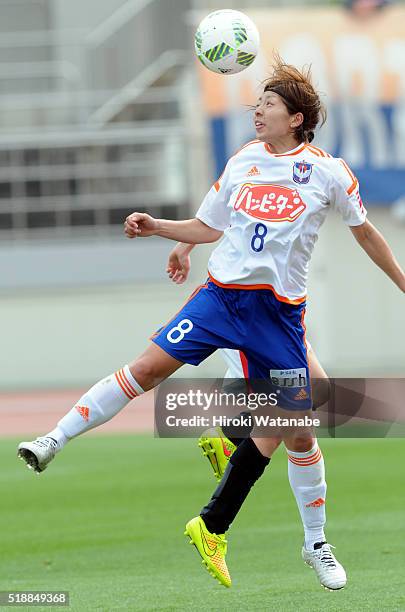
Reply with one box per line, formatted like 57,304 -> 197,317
152,280 -> 311,409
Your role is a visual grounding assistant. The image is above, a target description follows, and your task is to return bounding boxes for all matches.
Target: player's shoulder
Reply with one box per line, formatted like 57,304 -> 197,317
231,139 -> 264,161
305,143 -> 335,160
304,144 -> 352,169
304,144 -> 339,174
304,145 -> 355,181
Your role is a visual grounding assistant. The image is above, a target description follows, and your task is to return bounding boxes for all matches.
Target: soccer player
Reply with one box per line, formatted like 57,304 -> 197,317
18,58 -> 405,592
167,241 -> 339,590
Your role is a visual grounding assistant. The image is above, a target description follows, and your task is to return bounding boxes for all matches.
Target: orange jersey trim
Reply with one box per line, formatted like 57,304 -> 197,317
239,350 -> 255,393
213,140 -> 261,192
265,142 -> 333,159
301,308 -> 310,362
264,143 -> 307,157
208,272 -> 306,306
306,145 -> 332,158
306,147 -> 322,158
235,139 -> 261,153
339,159 -> 358,195
239,351 -> 249,379
347,178 -> 359,196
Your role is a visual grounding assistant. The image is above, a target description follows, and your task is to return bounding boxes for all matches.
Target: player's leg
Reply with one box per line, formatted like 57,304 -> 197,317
18,280 -> 239,473
283,428 -> 346,590
280,350 -> 329,552
199,345 -> 328,481
198,349 -> 275,481
309,347 -> 331,409
191,295 -> 313,547
17,281 -> 216,472
185,435 -> 274,587
186,293 -> 330,587
17,344 -> 183,472
280,348 -> 345,590
198,355 -> 259,480
282,429 -> 324,549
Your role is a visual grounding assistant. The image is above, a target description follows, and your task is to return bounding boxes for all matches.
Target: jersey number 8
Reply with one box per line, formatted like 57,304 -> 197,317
251,223 -> 268,253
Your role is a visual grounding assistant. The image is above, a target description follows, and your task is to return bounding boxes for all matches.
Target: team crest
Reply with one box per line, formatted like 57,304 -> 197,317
293,161 -> 313,185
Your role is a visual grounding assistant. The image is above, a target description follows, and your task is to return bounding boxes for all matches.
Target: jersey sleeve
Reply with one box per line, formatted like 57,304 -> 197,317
195,158 -> 233,231
329,158 -> 367,226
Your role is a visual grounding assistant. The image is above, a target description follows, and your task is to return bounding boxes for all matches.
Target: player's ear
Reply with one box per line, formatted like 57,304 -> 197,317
290,112 -> 304,129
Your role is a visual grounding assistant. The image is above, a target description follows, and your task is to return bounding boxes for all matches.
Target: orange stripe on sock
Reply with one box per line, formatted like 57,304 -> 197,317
288,457 -> 322,467
289,447 -> 320,462
115,371 -> 133,399
118,368 -> 138,399
288,449 -> 322,464
288,456 -> 322,467
115,369 -> 137,400
288,449 -> 322,466
121,368 -> 139,397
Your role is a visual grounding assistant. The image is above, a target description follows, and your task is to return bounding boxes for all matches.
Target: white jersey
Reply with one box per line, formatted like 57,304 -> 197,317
196,141 -> 367,304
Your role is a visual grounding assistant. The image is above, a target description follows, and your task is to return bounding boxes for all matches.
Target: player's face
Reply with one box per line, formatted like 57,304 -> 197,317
254,91 -> 297,143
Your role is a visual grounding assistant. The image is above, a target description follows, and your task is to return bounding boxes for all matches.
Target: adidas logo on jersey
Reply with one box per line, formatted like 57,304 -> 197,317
247,166 -> 260,176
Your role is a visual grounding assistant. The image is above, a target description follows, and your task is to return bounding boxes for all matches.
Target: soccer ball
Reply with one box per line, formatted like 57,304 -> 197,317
194,9 -> 260,75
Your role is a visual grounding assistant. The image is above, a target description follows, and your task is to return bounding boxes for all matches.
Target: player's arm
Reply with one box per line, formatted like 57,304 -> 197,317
350,220 -> 405,292
167,242 -> 196,284
330,158 -> 405,293
125,156 -> 231,246
124,214 -> 222,244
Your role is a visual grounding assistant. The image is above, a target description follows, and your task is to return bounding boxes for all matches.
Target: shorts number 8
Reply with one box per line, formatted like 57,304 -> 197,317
167,319 -> 193,344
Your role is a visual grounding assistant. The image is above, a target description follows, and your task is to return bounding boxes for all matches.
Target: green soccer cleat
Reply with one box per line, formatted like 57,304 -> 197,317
198,427 -> 236,482
184,516 -> 231,588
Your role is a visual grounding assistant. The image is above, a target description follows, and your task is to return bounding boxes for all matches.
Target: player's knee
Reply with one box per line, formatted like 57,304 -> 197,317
312,377 -> 331,409
269,436 -> 282,451
285,433 -> 315,453
128,358 -> 156,390
251,436 -> 282,458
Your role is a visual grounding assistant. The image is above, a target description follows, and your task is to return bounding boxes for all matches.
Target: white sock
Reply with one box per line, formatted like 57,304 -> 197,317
287,442 -> 327,550
54,365 -> 144,441
44,427 -> 68,452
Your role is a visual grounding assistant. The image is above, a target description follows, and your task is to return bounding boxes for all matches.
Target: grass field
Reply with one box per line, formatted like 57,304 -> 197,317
1,435 -> 405,611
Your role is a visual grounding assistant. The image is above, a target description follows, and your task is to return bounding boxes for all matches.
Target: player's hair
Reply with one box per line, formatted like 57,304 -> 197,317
263,55 -> 326,143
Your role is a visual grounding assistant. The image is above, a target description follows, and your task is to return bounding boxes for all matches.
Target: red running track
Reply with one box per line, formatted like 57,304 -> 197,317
0,389 -> 154,437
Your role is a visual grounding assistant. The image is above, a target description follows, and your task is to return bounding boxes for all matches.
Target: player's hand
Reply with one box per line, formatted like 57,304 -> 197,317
166,243 -> 191,284
124,212 -> 159,238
